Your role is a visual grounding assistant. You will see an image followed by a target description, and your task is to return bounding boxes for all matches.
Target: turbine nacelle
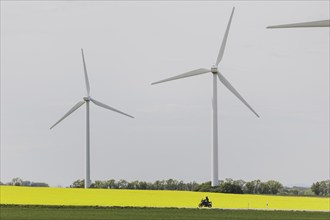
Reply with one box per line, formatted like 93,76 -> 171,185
211,65 -> 218,74
83,97 -> 91,102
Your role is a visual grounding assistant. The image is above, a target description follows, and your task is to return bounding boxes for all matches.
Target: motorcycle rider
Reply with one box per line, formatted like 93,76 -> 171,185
199,196 -> 212,207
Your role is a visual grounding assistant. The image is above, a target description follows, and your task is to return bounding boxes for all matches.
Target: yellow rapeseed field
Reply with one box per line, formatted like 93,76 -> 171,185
0,186 -> 329,211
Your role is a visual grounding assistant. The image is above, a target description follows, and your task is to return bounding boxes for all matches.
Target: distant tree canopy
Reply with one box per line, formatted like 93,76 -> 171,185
70,178 -> 287,195
4,177 -> 49,187
71,179 -> 85,188
11,177 -> 23,186
69,178 -> 329,197
4,176 -> 328,197
311,180 -> 330,196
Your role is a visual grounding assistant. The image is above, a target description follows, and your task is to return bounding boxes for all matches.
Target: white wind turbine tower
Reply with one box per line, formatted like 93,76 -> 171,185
50,49 -> 134,188
152,7 -> 259,187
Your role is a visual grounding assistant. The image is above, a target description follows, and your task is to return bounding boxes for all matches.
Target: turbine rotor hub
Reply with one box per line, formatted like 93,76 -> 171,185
83,97 -> 91,102
211,65 -> 218,74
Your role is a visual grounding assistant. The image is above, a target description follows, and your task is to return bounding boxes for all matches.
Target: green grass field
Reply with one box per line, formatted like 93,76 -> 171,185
1,205 -> 329,220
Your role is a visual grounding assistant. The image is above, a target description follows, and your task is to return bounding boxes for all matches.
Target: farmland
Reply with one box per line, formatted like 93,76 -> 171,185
1,205 -> 330,220
1,186 -> 329,211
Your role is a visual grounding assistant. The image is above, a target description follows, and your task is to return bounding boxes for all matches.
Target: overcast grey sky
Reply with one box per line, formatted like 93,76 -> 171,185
1,1 -> 329,187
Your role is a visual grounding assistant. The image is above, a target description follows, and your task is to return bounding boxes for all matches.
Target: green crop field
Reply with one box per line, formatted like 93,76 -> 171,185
1,205 -> 330,220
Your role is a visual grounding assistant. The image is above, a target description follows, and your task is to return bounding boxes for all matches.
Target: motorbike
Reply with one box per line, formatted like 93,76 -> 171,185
198,199 -> 212,208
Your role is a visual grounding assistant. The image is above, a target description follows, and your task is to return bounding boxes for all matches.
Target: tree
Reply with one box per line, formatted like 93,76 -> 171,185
11,177 -> 23,186
93,180 -> 108,189
219,181 -> 243,194
320,180 -> 330,196
152,180 -> 161,190
243,180 -> 261,194
177,181 -> 186,191
198,181 -> 212,192
138,181 -> 148,190
266,180 -> 283,195
127,180 -> 139,189
106,179 -> 117,189
315,180 -> 330,196
187,181 -> 200,191
71,179 -> 84,188
258,182 -> 270,194
244,181 -> 255,194
117,179 -> 128,189
291,189 -> 299,195
234,179 -> 246,189
165,179 -> 178,190
311,182 -> 321,196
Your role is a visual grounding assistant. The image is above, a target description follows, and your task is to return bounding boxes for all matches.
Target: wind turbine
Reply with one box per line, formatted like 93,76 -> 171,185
50,49 -> 134,188
151,7 -> 259,187
267,19 -> 330,28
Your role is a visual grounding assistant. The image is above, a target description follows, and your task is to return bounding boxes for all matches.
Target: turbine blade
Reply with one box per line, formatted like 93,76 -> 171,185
216,7 -> 235,66
81,48 -> 91,96
90,98 -> 134,119
151,68 -> 210,85
217,72 -> 259,118
267,20 -> 330,28
50,101 -> 85,129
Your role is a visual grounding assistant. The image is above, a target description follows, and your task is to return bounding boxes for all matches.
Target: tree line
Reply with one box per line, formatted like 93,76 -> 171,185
1,177 -> 49,187
69,178 -> 329,197
2,177 -> 328,197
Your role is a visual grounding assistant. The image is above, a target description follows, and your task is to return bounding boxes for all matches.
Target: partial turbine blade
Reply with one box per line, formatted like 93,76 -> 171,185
267,20 -> 330,28
50,101 -> 85,129
81,48 -> 91,96
216,7 -> 235,66
217,72 -> 259,118
151,68 -> 210,85
90,98 -> 134,119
